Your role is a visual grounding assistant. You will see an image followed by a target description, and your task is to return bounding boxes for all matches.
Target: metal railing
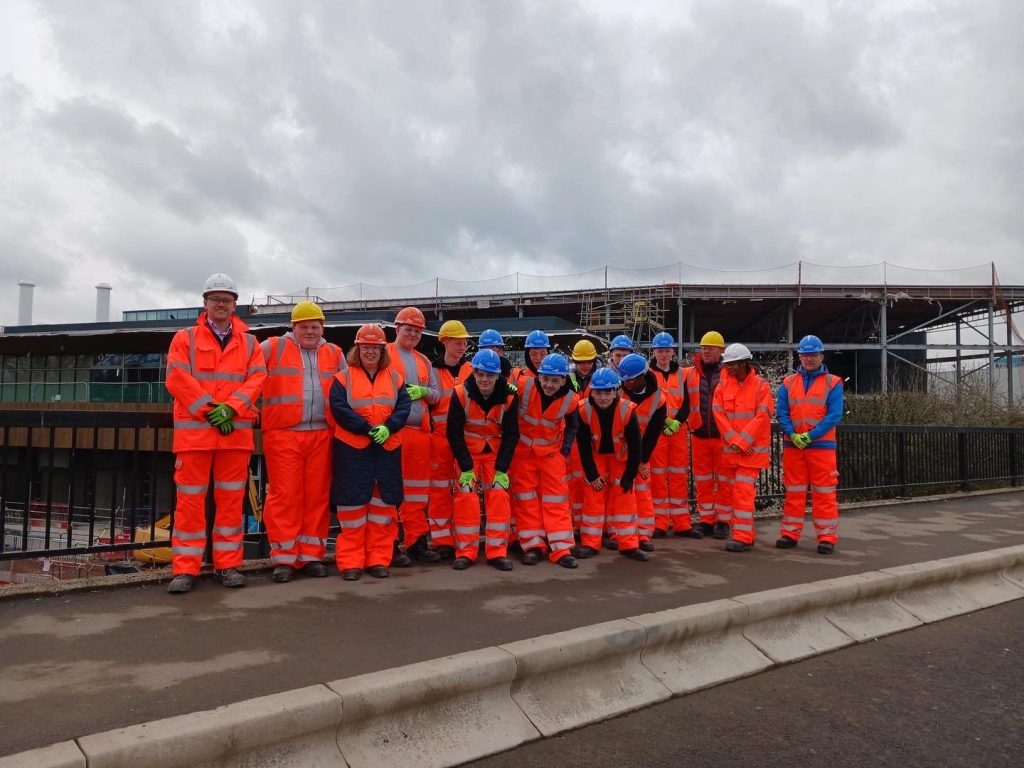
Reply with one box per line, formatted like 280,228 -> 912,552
1,409 -> 1021,564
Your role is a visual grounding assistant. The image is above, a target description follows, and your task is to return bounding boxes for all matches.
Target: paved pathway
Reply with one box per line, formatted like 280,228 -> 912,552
1,490 -> 1023,756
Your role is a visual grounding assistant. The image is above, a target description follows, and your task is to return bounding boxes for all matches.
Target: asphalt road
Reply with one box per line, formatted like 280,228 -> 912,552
2,490 -> 1023,756
466,600 -> 1024,768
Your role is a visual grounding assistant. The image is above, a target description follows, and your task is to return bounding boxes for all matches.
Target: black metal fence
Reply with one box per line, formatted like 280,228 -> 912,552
1,409 -> 1022,565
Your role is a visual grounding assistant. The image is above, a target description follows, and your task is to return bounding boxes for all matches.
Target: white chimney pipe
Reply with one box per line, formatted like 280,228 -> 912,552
95,283 -> 112,323
17,280 -> 35,325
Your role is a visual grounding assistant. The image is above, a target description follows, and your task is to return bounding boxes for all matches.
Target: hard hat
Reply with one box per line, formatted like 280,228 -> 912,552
722,343 -> 753,363
589,368 -> 621,391
572,339 -> 598,361
439,320 -> 470,340
651,332 -> 677,349
538,354 -> 570,376
699,331 -> 726,348
291,301 -> 325,324
524,330 -> 550,349
470,349 -> 502,374
355,324 -> 387,345
797,334 -> 825,354
609,334 -> 634,351
479,329 -> 504,347
395,306 -> 426,329
618,353 -> 649,381
203,273 -> 238,299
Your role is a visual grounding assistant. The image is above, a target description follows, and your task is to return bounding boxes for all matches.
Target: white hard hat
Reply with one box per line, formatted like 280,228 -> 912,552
203,273 -> 238,298
721,343 -> 752,364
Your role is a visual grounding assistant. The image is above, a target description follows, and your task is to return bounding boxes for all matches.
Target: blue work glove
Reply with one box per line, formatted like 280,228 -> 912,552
406,384 -> 430,401
218,420 -> 234,435
492,470 -> 510,490
206,403 -> 235,426
368,425 -> 391,445
458,469 -> 476,489
662,418 -> 681,436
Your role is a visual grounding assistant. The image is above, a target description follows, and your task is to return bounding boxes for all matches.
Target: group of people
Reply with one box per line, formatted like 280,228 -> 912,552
163,273 -> 844,593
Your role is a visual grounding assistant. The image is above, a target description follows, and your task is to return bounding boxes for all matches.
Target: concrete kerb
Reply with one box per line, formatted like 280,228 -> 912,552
883,545 -> 1024,624
328,647 -> 538,768
630,599 -> 773,695
5,546 -> 1024,768
76,685 -> 344,768
499,619 -> 671,737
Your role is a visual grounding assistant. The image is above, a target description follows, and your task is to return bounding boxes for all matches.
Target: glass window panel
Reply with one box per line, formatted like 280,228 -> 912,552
61,355 -> 76,369
46,355 -> 59,369
2,356 -> 16,371
93,353 -> 123,368
30,354 -> 46,369
16,355 -> 29,370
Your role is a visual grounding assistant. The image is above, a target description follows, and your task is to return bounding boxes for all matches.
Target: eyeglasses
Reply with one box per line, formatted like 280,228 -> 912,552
205,296 -> 235,305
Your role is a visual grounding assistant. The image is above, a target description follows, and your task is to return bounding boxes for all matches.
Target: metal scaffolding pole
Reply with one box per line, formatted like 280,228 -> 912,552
677,290 -> 684,349
989,301 -> 996,401
1008,309 -> 1015,408
880,299 -> 888,394
955,320 -> 962,402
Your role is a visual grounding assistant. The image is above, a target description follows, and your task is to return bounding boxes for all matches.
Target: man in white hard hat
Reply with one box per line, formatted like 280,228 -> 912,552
164,273 -> 267,593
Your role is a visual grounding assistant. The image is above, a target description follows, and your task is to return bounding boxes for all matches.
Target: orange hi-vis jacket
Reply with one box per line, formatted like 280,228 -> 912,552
453,384 -> 515,456
431,360 -> 473,432
783,371 -> 843,443
516,378 -> 578,457
630,385 -> 664,436
165,313 -> 267,453
656,365 -> 700,428
332,366 -> 405,450
712,370 -> 774,469
579,398 -> 637,461
260,336 -> 344,431
387,342 -> 433,431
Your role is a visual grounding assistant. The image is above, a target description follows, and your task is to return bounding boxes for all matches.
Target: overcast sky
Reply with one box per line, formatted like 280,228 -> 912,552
1,0 -> 1022,326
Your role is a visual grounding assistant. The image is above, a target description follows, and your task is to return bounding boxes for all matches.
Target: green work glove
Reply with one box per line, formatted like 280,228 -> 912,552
406,384 -> 430,401
662,418 -> 681,436
368,425 -> 391,444
458,469 -> 476,488
206,403 -> 235,426
506,381 -> 518,394
218,420 -> 234,435
790,432 -> 812,448
492,470 -> 510,490
797,432 -> 813,448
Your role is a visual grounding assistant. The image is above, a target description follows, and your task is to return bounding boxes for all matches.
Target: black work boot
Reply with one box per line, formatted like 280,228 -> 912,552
408,535 -> 442,563
167,574 -> 195,594
776,536 -> 798,549
272,565 -> 294,583
367,565 -> 390,578
675,527 -> 704,539
652,528 -> 667,539
817,541 -> 835,555
435,545 -> 455,561
639,539 -> 655,552
557,555 -> 578,569
488,557 -> 513,571
572,545 -> 598,559
300,561 -> 329,578
619,548 -> 649,562
391,541 -> 411,568
725,540 -> 752,553
521,548 -> 542,565
452,556 -> 473,570
341,568 -> 361,581
218,568 -> 246,588
695,522 -> 715,536
712,523 -> 729,540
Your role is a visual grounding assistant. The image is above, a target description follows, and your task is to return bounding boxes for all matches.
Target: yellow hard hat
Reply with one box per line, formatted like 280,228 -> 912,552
572,339 -> 598,361
439,320 -> 470,340
291,301 -> 325,323
699,330 -> 725,348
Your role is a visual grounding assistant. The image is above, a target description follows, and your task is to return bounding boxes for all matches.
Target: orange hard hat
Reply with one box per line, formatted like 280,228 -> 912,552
355,324 -> 387,345
394,306 -> 426,328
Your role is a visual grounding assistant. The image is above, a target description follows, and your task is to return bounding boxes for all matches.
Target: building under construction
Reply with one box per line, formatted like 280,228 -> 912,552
1,261 -> 1023,405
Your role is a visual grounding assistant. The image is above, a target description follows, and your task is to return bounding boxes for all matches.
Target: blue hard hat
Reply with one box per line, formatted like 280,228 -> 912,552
589,368 -> 621,391
797,335 -> 825,354
470,349 -> 502,374
478,329 -> 504,347
537,353 -> 570,376
525,329 -> 551,349
609,334 -> 634,351
651,332 -> 677,349
618,353 -> 649,381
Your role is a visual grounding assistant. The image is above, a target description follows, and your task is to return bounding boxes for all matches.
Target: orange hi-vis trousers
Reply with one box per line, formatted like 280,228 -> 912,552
335,490 -> 397,570
717,464 -> 760,544
398,427 -> 431,547
567,443 -> 586,531
452,454 -> 511,561
580,454 -> 640,552
428,432 -> 457,548
511,452 -> 575,563
650,430 -> 692,532
780,447 -> 839,544
171,449 -> 249,576
692,436 -> 726,525
634,469 -> 656,542
262,429 -> 332,568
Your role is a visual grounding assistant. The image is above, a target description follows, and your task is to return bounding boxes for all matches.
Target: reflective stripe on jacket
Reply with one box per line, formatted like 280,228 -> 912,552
712,370 -> 774,469
780,368 -> 843,448
332,367 -> 404,450
165,313 -> 267,452
453,383 -> 514,455
516,377 -> 578,456
260,335 -> 344,431
579,398 -> 636,462
431,360 -> 473,430
387,342 -> 434,430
